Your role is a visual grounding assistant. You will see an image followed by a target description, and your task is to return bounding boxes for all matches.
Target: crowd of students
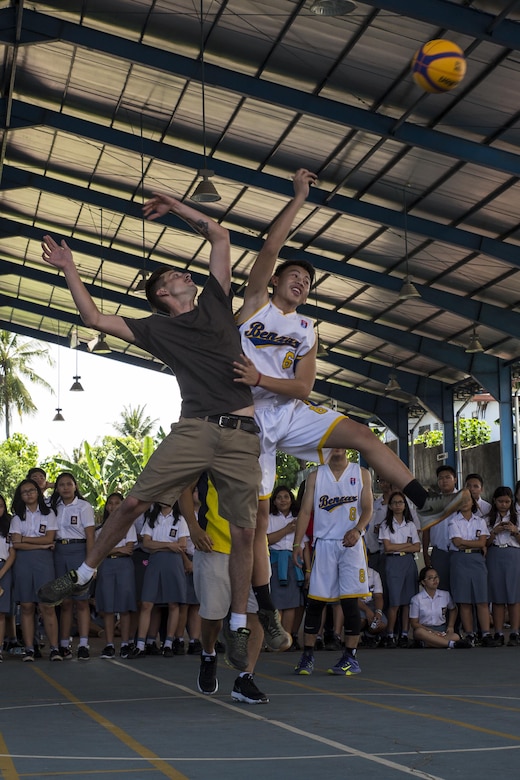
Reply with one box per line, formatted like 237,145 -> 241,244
265,465 -> 520,657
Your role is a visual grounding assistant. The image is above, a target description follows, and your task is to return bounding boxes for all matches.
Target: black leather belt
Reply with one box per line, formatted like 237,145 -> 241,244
459,548 -> 482,554
56,539 -> 86,544
108,554 -> 121,559
201,414 -> 260,434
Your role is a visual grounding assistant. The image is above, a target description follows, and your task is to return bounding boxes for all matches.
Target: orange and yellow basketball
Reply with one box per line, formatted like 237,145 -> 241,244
411,39 -> 466,93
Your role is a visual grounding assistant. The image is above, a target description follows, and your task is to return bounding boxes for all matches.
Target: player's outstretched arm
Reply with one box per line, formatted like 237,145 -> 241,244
41,235 -> 135,343
143,193 -> 230,294
238,168 -> 316,322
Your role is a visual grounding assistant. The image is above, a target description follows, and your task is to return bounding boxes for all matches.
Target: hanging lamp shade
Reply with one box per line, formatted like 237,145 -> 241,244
310,0 -> 357,16
88,334 -> 111,354
53,408 -> 65,422
192,170 -> 221,203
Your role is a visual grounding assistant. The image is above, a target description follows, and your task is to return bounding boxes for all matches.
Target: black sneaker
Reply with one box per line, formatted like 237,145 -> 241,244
119,645 -> 130,659
417,490 -> 468,531
197,653 -> 218,695
162,645 -> 174,657
172,638 -> 185,656
129,646 -> 146,659
481,634 -> 501,648
22,649 -> 35,662
187,639 -> 202,655
494,632 -> 505,646
101,645 -> 115,659
221,617 -> 250,671
77,645 -> 90,660
145,642 -> 160,656
38,570 -> 93,605
231,673 -> 269,704
507,632 -> 519,647
33,642 -> 42,659
49,648 -> 62,662
453,638 -> 473,649
257,608 -> 292,652
398,635 -> 409,648
324,634 -> 343,652
215,640 -> 225,654
59,646 -> 73,660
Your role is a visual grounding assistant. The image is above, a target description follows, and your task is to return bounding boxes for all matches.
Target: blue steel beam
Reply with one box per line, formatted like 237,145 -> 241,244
3,9 -> 520,179
361,0 -> 520,50
5,170 -> 520,339
6,102 -> 520,270
6,168 -> 520,337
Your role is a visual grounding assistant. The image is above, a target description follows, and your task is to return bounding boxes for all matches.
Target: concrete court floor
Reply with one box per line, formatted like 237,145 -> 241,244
1,636 -> 519,780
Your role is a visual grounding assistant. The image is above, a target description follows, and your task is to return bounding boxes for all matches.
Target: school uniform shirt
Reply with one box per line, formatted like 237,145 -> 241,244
268,513 -> 308,551
95,523 -> 138,548
378,518 -> 420,548
409,588 -> 455,626
360,567 -> 383,604
447,512 -> 489,549
55,497 -> 95,539
366,497 -> 388,554
476,497 -> 492,518
489,512 -> 520,549
141,512 -> 189,544
10,508 -> 58,538
0,533 -> 11,561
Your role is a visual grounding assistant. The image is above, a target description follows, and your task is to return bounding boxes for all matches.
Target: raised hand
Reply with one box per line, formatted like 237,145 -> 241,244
293,168 -> 318,200
41,235 -> 73,270
142,192 -> 182,221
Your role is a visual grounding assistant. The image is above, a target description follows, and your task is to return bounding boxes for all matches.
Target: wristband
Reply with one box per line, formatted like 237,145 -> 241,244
293,543 -> 301,549
305,569 -> 311,573
254,371 -> 262,387
375,609 -> 383,615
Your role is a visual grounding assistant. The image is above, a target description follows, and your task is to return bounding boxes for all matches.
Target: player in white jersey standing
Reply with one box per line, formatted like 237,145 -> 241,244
234,168 -> 466,652
291,449 -> 372,675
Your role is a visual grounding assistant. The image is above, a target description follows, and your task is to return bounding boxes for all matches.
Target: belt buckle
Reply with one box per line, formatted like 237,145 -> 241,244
464,549 -> 471,553
218,415 -> 234,429
400,552 -> 405,556
62,539 -> 68,545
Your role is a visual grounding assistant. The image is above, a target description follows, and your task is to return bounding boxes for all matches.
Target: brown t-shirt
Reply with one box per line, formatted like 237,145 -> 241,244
124,274 -> 252,418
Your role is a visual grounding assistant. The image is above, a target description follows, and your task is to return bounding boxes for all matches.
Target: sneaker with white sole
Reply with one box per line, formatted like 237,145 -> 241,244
257,608 -> 292,652
197,653 -> 218,695
101,645 -> 115,659
327,650 -> 361,675
231,673 -> 269,704
416,490 -> 468,531
37,570 -> 93,605
221,617 -> 250,671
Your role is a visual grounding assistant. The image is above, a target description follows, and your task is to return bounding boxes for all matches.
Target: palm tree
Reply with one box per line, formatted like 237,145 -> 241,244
113,404 -> 158,440
0,331 -> 53,439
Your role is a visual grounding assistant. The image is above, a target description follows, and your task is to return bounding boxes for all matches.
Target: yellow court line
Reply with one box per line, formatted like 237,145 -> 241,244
361,673 -> 520,714
259,671 -> 520,743
0,733 -> 19,780
33,667 -> 188,780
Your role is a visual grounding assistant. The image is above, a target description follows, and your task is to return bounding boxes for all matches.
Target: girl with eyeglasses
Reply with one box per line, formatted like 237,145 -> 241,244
409,567 -> 470,648
10,479 -> 61,661
378,491 -> 420,647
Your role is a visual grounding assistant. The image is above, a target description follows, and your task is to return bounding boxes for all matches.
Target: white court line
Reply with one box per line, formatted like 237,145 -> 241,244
103,661 -> 445,779
2,744 -> 520,764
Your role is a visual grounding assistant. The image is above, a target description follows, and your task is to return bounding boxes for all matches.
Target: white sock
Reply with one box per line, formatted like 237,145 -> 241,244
229,613 -> 247,632
76,563 -> 96,584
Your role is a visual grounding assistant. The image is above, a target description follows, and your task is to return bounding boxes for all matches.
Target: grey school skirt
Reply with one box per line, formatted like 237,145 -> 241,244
450,551 -> 488,603
13,549 -> 55,603
0,562 -> 13,613
54,541 -> 89,601
487,546 -> 520,603
95,556 -> 137,613
141,551 -> 187,605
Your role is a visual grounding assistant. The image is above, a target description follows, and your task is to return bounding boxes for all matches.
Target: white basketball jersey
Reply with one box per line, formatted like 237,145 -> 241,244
239,300 -> 315,403
313,462 -> 363,540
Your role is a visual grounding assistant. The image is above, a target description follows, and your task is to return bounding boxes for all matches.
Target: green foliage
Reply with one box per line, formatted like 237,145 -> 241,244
53,434 -> 156,515
0,331 -> 53,439
113,404 -> 158,440
413,430 -> 444,448
0,433 -> 39,500
458,417 -> 492,448
275,452 -> 301,489
413,418 -> 492,449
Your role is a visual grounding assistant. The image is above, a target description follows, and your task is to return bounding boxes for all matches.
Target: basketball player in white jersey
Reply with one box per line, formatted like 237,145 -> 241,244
233,168 -> 465,651
291,449 -> 372,675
